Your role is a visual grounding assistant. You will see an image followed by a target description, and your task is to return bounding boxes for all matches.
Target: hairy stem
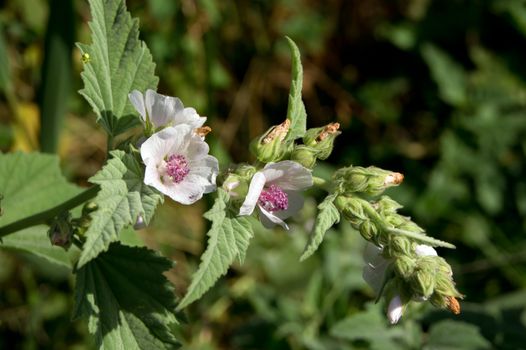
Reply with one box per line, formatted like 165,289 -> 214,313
0,186 -> 99,238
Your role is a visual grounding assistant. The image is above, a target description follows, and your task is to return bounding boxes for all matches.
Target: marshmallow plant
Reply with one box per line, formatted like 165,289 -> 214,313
0,0 -> 461,349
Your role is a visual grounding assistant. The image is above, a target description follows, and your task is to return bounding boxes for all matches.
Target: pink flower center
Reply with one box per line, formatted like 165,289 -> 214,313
258,184 -> 288,212
166,154 -> 190,183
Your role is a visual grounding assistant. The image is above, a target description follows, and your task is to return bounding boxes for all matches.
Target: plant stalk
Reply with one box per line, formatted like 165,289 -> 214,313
0,186 -> 99,238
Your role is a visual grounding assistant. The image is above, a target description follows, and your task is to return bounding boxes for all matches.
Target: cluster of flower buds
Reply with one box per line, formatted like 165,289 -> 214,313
332,165 -> 462,323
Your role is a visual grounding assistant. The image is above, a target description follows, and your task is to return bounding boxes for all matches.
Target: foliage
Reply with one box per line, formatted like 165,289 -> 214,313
0,0 -> 525,349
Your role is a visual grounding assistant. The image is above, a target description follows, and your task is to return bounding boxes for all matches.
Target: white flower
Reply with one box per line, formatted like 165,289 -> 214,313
129,89 -> 206,130
239,161 -> 312,229
141,124 -> 218,204
387,295 -> 404,324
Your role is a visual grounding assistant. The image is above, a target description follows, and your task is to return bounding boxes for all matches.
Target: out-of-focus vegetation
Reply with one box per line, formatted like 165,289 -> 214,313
0,0 -> 525,349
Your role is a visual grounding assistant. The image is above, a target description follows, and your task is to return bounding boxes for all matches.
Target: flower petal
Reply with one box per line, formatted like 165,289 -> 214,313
362,243 -> 389,294
263,161 -> 313,190
145,89 -> 184,128
415,244 -> 438,257
258,206 -> 289,230
272,191 -> 304,221
129,90 -> 146,122
163,180 -> 205,205
387,295 -> 403,324
176,107 -> 206,129
239,172 -> 266,216
140,125 -> 191,165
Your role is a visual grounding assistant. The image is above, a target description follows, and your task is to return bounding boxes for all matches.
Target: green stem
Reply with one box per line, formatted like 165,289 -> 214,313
0,186 -> 99,238
312,176 -> 328,190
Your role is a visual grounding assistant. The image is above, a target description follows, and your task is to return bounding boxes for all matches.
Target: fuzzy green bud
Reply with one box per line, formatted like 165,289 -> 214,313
82,201 -> 98,216
302,122 -> 341,160
334,166 -> 404,197
335,195 -> 367,224
48,212 -> 73,250
411,268 -> 436,298
387,236 -> 413,258
290,145 -> 317,169
250,120 -> 292,162
359,220 -> 379,241
394,256 -> 416,278
374,196 -> 403,216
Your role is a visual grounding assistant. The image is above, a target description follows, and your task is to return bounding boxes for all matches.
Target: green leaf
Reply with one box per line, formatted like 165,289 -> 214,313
77,150 -> 163,267
78,0 -> 158,137
330,304 -> 409,350
177,189 -> 254,310
421,43 -> 467,107
424,320 -> 491,350
300,193 -> 340,261
2,226 -> 72,269
0,152 -> 81,227
73,243 -> 179,349
284,36 -> 307,143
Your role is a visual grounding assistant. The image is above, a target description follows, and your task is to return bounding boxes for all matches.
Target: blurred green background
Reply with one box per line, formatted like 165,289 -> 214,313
1,0 -> 525,349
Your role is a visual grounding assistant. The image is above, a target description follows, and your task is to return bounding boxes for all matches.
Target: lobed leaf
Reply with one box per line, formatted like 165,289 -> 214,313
177,189 -> 254,310
77,150 -> 163,267
300,193 -> 340,261
78,0 -> 158,137
284,36 -> 307,143
73,243 -> 180,349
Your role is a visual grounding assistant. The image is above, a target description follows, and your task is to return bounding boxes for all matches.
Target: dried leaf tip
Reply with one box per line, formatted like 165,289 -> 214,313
384,172 -> 404,186
316,122 -> 341,142
446,296 -> 461,315
262,119 -> 290,144
196,126 -> 212,138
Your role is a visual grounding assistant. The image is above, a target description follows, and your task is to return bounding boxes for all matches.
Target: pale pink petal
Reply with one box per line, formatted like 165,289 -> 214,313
388,295 -> 403,324
272,191 -> 304,221
415,244 -> 438,257
258,206 -> 289,229
362,243 -> 390,294
239,172 -> 266,216
263,161 -> 312,190
176,107 -> 206,128
128,90 -> 146,122
145,89 -> 184,128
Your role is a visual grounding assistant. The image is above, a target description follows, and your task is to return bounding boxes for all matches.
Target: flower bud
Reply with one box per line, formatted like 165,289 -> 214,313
290,145 -> 317,169
394,256 -> 416,278
334,166 -> 404,197
222,173 -> 248,199
82,201 -> 98,216
302,122 -> 341,160
250,120 -> 292,162
48,212 -> 73,250
387,236 -> 412,257
410,268 -> 436,298
359,220 -> 379,241
374,196 -> 403,216
334,195 -> 366,224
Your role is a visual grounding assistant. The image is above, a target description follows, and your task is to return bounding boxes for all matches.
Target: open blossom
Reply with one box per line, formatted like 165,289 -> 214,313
239,161 -> 312,229
141,124 -> 218,204
129,89 -> 206,130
